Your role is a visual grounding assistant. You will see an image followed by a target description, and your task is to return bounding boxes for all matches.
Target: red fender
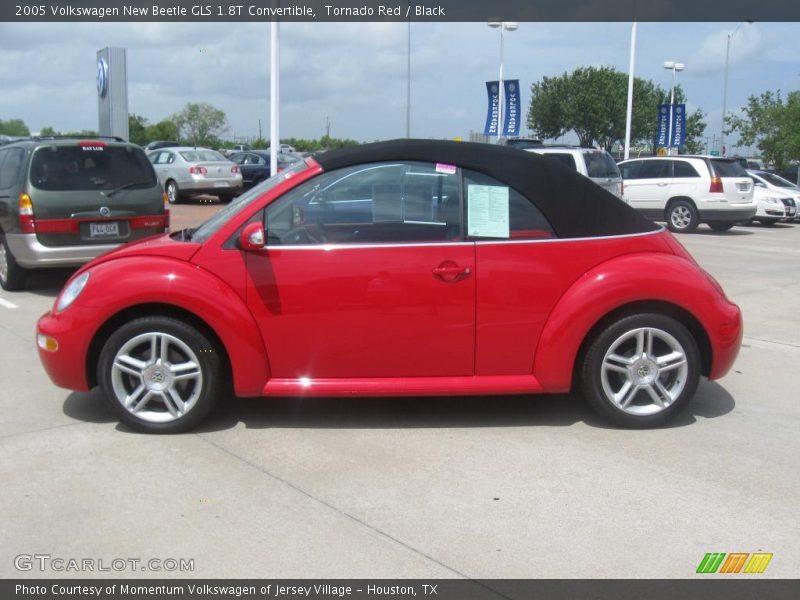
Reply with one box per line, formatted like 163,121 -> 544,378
532,253 -> 742,392
71,256 -> 269,396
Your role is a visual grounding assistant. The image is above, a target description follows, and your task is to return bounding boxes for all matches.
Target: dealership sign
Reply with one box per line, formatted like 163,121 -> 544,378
655,103 -> 686,148
484,79 -> 521,137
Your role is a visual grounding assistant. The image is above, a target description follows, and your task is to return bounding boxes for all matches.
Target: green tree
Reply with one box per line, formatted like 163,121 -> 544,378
39,126 -> 57,136
128,114 -> 149,146
145,119 -> 180,144
0,118 -> 30,136
527,66 -> 705,153
725,90 -> 800,170
173,103 -> 227,147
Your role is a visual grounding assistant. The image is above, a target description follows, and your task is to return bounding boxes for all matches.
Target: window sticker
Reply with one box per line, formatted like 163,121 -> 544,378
467,184 -> 510,238
435,163 -> 457,175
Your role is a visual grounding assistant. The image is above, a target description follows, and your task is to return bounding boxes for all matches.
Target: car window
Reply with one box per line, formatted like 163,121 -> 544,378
229,153 -> 246,165
639,160 -> 671,179
155,151 -> 173,165
0,148 -> 24,189
758,172 -> 796,188
711,159 -> 748,177
584,151 -> 620,178
29,145 -> 156,191
265,161 -> 462,245
672,161 -> 700,178
180,150 -> 227,162
541,153 -> 577,171
619,161 -> 642,179
463,169 -> 554,240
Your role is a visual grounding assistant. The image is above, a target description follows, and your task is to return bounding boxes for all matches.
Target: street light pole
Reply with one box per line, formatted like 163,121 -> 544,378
405,10 -> 411,138
270,20 -> 279,176
488,20 -> 518,143
623,21 -> 637,160
663,61 -> 684,156
721,21 -> 752,155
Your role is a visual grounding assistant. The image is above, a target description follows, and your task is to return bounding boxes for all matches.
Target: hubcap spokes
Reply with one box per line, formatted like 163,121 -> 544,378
111,332 -> 202,423
672,207 -> 690,228
601,327 -> 688,416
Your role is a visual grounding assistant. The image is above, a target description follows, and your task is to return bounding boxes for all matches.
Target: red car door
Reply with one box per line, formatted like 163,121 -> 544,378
244,161 -> 475,379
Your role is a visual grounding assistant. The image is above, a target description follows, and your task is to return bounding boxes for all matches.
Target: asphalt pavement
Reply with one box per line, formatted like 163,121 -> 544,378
1,211 -> 798,579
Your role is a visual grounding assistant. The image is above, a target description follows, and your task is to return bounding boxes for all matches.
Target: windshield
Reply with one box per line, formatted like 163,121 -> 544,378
180,150 -> 227,162
30,145 -> 157,191
191,160 -> 311,243
757,171 -> 797,188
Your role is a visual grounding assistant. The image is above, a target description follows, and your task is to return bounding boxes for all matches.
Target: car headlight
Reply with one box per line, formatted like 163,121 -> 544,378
56,272 -> 90,312
764,197 -> 780,205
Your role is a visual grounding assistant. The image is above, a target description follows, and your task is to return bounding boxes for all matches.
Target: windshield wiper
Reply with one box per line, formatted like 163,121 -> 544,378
102,180 -> 152,198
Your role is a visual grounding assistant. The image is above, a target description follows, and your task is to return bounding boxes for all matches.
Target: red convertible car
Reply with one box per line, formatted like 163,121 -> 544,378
36,140 -> 742,433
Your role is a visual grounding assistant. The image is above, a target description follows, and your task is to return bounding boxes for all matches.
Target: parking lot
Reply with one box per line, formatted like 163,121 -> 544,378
1,206 -> 798,578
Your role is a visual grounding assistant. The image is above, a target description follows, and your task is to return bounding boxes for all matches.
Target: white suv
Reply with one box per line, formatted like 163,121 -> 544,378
617,156 -> 756,232
524,146 -> 623,199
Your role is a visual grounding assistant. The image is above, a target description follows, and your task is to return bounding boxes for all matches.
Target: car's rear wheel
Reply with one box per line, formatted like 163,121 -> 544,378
581,313 -> 700,428
165,180 -> 181,204
707,220 -> 735,232
0,234 -> 27,291
218,193 -> 235,203
666,200 -> 699,233
98,317 -> 223,433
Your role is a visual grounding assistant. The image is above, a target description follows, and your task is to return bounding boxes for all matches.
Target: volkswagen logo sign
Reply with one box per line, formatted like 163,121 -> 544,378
99,206 -> 111,217
96,58 -> 108,98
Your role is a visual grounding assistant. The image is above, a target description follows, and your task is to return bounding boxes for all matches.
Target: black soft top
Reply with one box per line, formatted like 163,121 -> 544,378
315,139 -> 659,239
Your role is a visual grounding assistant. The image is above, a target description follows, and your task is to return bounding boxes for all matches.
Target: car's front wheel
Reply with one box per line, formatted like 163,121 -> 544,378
98,317 -> 223,433
666,200 -> 699,233
581,313 -> 700,428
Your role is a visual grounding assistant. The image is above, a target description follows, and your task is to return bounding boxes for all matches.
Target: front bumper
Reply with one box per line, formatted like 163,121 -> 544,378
6,233 -> 118,269
36,306 -> 96,391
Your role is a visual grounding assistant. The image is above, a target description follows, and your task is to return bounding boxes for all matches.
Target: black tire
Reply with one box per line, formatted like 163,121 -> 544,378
581,313 -> 700,428
0,233 -> 28,291
707,220 -> 735,232
165,180 -> 181,204
218,193 -> 235,204
666,200 -> 699,233
98,316 -> 223,433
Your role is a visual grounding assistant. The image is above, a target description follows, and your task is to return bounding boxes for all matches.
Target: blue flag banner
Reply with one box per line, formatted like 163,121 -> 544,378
672,103 -> 686,148
503,79 -> 521,137
656,104 -> 669,148
484,81 -> 500,136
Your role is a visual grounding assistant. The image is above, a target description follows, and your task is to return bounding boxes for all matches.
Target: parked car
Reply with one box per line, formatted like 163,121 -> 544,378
618,156 -> 756,233
0,137 -> 167,291
524,146 -> 623,199
228,150 -> 303,190
147,146 -> 242,204
144,140 -> 179,151
748,169 -> 800,223
220,144 -> 250,157
36,139 -> 742,433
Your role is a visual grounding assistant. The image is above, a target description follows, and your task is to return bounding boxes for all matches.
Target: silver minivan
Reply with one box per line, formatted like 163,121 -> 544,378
525,146 -> 624,198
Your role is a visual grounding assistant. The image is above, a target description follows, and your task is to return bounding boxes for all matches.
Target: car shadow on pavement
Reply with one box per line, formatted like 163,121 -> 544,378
61,379 -> 735,433
24,267 -> 75,298
694,228 -> 754,237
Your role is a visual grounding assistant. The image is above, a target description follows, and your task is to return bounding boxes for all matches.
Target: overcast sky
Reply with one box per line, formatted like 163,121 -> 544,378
0,21 -> 797,151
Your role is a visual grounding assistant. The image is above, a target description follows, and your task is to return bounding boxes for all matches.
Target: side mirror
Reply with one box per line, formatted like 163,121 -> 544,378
754,181 -> 766,188
239,222 -> 266,251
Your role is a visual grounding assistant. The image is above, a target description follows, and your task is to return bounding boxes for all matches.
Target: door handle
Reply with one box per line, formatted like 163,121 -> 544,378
657,183 -> 669,187
432,262 -> 471,281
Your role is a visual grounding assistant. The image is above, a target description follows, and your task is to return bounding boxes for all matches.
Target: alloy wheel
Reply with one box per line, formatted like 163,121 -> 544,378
600,327 -> 689,416
110,331 -> 203,423
671,206 -> 692,230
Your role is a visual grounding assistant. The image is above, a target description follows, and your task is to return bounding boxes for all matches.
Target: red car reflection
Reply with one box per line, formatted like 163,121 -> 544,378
36,140 -> 742,433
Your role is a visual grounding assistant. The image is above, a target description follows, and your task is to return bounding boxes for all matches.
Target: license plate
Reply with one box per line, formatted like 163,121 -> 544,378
214,181 -> 229,188
89,222 -> 119,237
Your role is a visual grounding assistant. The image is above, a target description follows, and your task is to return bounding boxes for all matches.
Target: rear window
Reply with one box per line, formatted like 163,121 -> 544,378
180,150 -> 227,162
584,151 -> 621,178
30,145 -> 157,192
541,153 -> 577,171
711,159 -> 748,178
